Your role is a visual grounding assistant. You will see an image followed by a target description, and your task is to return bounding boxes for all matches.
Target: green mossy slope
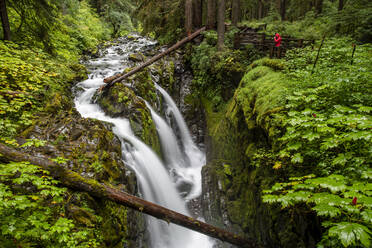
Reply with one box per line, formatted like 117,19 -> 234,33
202,59 -> 320,247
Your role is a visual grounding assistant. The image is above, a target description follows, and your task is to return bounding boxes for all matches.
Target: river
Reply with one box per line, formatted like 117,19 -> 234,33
74,35 -> 214,248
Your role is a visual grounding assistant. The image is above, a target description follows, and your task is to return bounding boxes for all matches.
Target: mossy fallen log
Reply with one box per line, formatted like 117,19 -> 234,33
102,27 -> 206,90
0,143 -> 259,248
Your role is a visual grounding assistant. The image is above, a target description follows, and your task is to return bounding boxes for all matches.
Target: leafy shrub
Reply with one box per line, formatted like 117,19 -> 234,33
262,38 -> 372,247
0,161 -> 103,247
0,41 -> 85,138
190,33 -> 261,109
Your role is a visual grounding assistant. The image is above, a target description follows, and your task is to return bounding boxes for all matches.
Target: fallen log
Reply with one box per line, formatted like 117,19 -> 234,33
102,27 -> 206,90
0,143 -> 258,248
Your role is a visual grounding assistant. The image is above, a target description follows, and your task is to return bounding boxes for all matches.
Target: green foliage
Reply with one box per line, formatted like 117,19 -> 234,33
54,0 -> 110,60
97,0 -> 135,37
263,175 -> 372,247
330,0 -> 372,43
0,41 -> 85,138
243,0 -> 372,43
190,31 -> 257,109
136,0 -> 184,44
0,161 -> 103,247
328,222 -> 371,248
4,0 -> 110,59
236,62 -> 291,127
262,38 -> 372,247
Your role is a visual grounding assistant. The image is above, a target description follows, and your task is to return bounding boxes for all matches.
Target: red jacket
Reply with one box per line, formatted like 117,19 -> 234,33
274,33 -> 282,47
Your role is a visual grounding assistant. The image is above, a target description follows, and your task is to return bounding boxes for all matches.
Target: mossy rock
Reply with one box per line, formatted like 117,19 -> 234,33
96,83 -> 161,155
129,52 -> 145,62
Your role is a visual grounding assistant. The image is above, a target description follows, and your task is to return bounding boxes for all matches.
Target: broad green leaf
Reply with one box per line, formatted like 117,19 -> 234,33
306,176 -> 346,193
329,222 -> 371,247
286,142 -> 302,151
359,196 -> 372,208
334,105 -> 355,114
291,153 -> 303,164
309,192 -> 345,206
303,131 -> 320,141
312,204 -> 341,217
332,154 -> 348,166
357,106 -> 372,113
361,210 -> 372,224
262,194 -> 279,204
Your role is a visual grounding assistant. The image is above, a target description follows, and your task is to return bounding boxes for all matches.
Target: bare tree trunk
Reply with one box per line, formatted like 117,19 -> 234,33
193,0 -> 203,28
338,0 -> 344,11
185,0 -> 193,35
315,0 -> 323,15
0,0 -> 11,40
0,143 -> 259,248
207,0 -> 216,29
281,0 -> 287,20
258,0 -> 263,19
217,0 -> 225,50
103,27 -> 206,88
232,0 -> 240,26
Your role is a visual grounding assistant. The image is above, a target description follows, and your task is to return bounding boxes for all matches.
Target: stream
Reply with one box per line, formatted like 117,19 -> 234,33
74,35 -> 214,247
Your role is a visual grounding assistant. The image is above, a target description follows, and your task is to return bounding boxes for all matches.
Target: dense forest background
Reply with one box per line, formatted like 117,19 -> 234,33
0,0 -> 371,247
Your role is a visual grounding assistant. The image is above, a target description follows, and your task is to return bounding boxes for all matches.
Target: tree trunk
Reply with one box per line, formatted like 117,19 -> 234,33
193,0 -> 203,29
185,0 -> 193,35
0,0 -> 11,40
315,0 -> 323,15
231,0 -> 240,26
217,0 -> 225,51
338,0 -> 344,11
0,143 -> 259,248
207,0 -> 216,29
103,27 -> 206,88
258,0 -> 263,19
280,0 -> 286,20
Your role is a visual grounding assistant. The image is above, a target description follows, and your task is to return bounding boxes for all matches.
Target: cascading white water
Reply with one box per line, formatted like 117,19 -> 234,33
74,35 -> 213,248
153,84 -> 206,200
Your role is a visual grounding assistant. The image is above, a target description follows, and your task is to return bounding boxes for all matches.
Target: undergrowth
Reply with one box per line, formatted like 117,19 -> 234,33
0,41 -> 86,139
0,161 -> 103,247
260,38 -> 372,247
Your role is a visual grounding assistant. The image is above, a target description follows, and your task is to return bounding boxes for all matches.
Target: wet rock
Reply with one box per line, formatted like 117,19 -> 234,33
129,52 -> 145,62
96,81 -> 161,156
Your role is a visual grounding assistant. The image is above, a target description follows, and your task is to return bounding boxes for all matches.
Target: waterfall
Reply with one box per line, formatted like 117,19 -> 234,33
74,35 -> 213,248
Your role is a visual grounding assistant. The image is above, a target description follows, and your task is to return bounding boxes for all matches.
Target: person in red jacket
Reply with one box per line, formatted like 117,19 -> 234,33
274,33 -> 282,47
273,33 -> 282,58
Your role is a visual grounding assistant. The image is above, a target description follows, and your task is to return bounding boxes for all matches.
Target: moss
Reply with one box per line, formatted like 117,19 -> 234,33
129,53 -> 145,62
202,59 -> 316,246
250,58 -> 286,71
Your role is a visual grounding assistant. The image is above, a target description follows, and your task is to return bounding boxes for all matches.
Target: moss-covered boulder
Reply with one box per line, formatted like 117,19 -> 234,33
129,52 -> 145,62
96,81 -> 161,156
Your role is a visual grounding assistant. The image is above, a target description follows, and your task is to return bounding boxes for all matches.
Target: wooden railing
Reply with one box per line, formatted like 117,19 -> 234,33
234,30 -> 315,58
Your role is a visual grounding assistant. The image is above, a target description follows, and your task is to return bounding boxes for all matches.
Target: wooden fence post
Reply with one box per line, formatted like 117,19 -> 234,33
351,43 -> 356,65
270,45 -> 274,58
234,33 -> 240,49
312,36 -> 326,74
298,39 -> 303,47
